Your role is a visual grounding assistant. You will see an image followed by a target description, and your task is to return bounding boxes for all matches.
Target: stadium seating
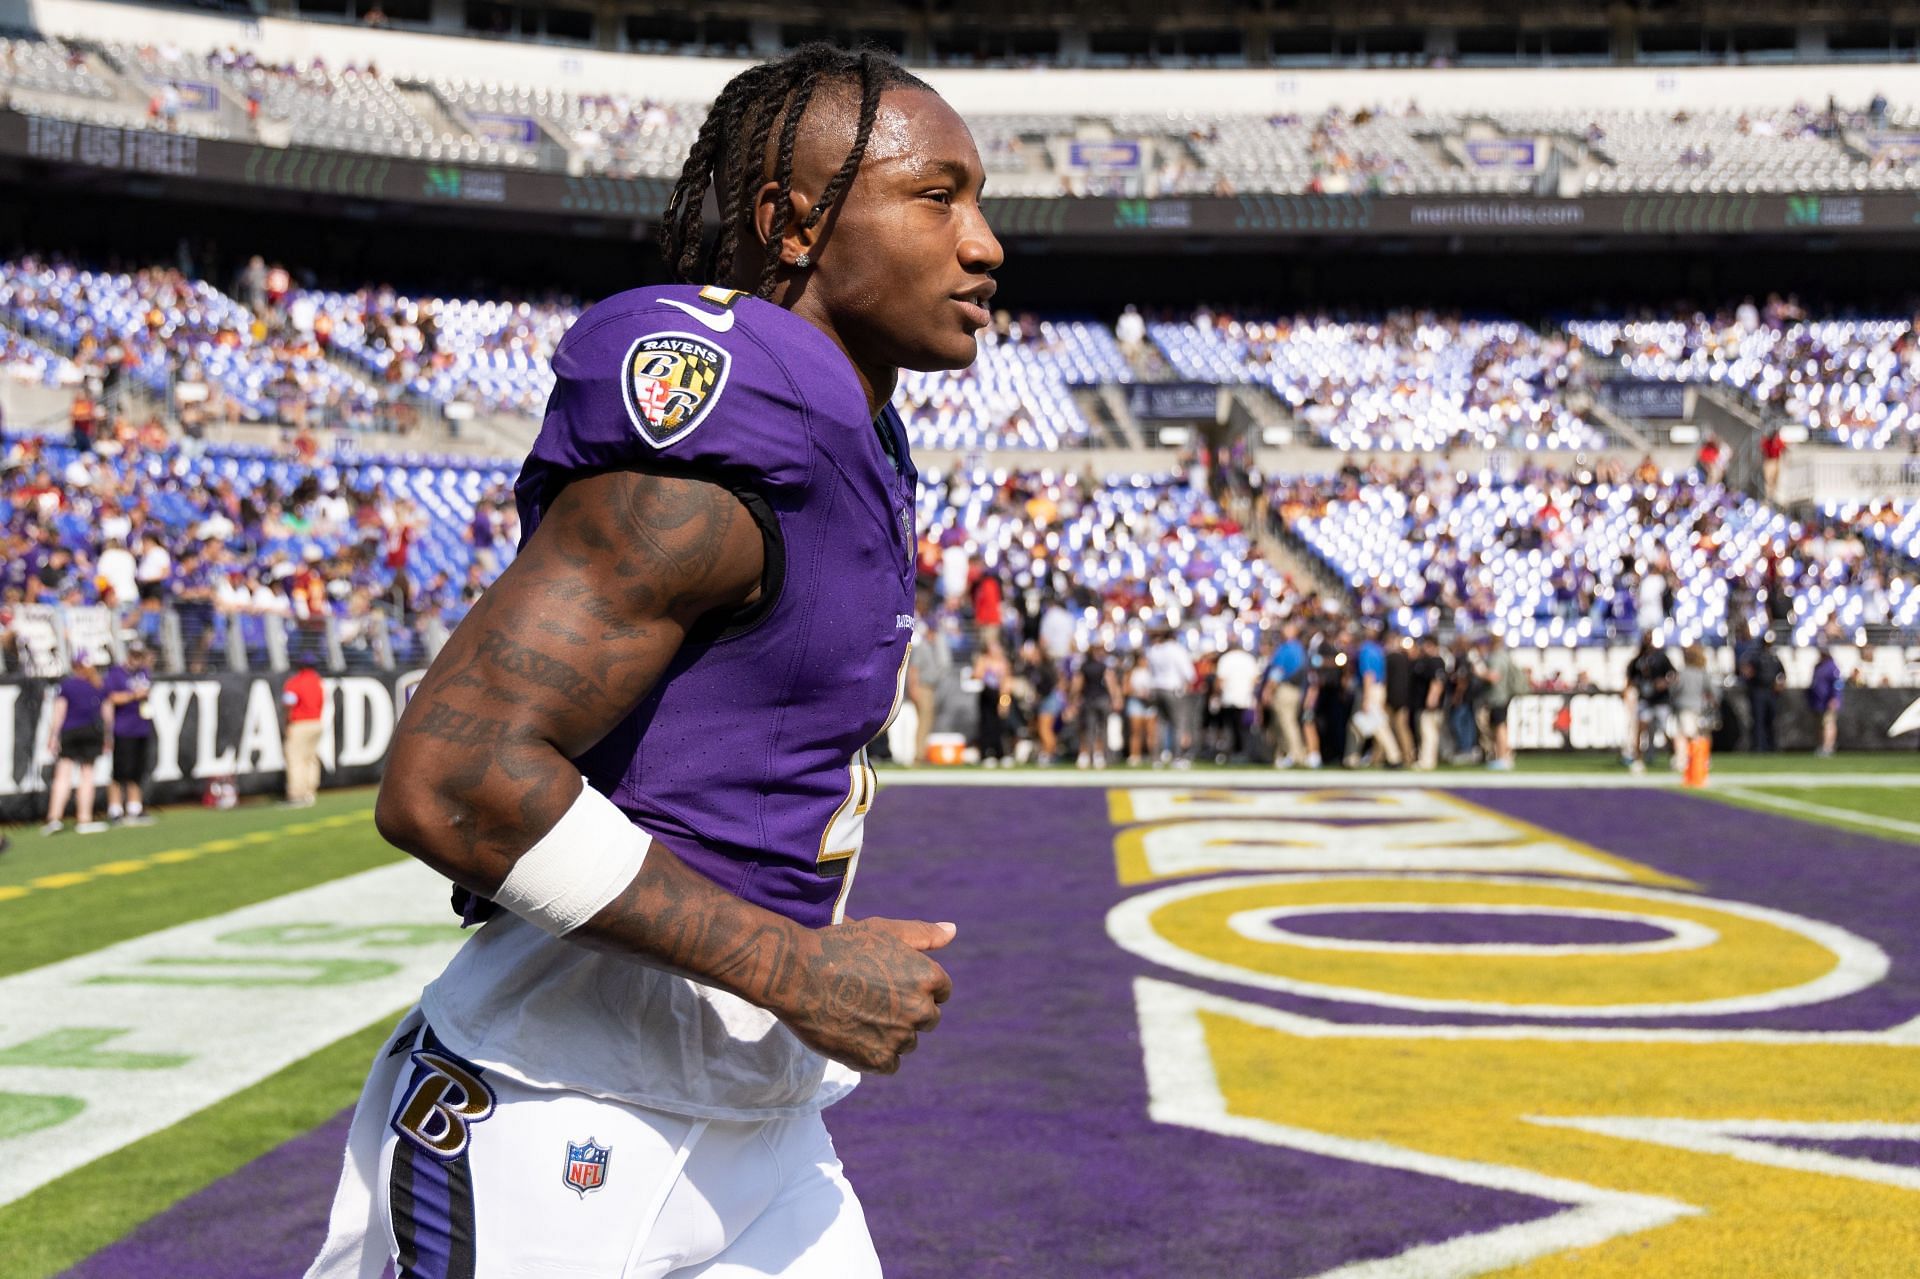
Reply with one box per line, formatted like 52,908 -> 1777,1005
11,33 -> 1920,197
1154,310 -> 1603,451
0,259 -> 385,426
899,321 -> 1128,451
0,435 -> 517,672
1292,468 -> 1920,646
0,326 -> 79,386
300,288 -> 576,418
920,468 -> 1294,655
1568,312 -> 1920,447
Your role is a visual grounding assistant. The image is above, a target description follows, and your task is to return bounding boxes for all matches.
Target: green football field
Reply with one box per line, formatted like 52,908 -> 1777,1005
1,763 -> 1916,1278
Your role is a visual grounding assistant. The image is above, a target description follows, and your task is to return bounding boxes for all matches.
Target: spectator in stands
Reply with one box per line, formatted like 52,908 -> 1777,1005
972,631 -> 1012,768
42,651 -> 108,835
68,390 -> 98,451
1807,647 -> 1844,757
1672,644 -> 1711,769
1760,428 -> 1787,503
1739,629 -> 1786,752
1479,633 -> 1526,772
103,643 -> 155,824
1072,643 -> 1119,770
281,663 -> 325,807
1627,633 -> 1676,775
1116,304 -> 1147,365
134,532 -> 171,603
95,537 -> 137,612
1263,618 -> 1311,768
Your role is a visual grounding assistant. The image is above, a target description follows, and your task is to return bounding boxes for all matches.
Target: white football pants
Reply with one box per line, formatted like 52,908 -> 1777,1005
305,1011 -> 882,1278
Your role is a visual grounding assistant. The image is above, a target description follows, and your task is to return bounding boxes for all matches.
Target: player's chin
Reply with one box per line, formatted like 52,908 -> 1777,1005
898,328 -> 981,373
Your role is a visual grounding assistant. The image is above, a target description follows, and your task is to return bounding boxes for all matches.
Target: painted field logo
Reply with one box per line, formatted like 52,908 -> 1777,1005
564,1139 -> 610,1196
1105,786 -> 1920,1275
621,333 -> 728,448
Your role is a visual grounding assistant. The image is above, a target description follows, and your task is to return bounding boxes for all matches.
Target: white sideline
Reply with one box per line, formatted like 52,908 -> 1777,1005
877,766 -> 1920,790
1714,787 -> 1920,838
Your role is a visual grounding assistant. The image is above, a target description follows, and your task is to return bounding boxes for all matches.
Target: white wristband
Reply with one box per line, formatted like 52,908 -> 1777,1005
494,777 -> 650,936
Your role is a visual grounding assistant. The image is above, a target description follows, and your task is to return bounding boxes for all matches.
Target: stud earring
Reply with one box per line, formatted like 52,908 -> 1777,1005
793,252 -> 811,269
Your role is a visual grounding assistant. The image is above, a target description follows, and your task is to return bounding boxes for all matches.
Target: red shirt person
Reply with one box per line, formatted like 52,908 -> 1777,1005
281,667 -> 325,807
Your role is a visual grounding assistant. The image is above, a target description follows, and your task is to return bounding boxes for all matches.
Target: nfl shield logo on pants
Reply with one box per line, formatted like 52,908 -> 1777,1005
563,1139 -> 610,1197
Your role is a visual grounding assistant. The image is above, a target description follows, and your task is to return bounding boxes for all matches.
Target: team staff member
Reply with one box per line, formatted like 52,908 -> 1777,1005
309,45 -> 998,1279
103,643 -> 156,824
282,664 -> 325,808
42,652 -> 109,835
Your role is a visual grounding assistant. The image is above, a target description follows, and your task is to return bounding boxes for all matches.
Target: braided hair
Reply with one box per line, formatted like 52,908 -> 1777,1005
657,44 -> 931,299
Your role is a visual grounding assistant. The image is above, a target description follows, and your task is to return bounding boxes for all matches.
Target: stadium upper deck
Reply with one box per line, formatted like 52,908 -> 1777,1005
8,0 -> 1920,204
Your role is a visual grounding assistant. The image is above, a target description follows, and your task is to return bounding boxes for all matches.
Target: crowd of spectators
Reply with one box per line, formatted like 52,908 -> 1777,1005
1281,453 -> 1919,648
0,426 -> 515,679
1570,294 -> 1920,450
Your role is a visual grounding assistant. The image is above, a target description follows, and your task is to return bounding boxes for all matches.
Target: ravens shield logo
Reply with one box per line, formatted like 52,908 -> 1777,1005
621,333 -> 730,448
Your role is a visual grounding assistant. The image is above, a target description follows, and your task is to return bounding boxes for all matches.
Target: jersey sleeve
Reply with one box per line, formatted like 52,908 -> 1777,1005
528,285 -> 815,496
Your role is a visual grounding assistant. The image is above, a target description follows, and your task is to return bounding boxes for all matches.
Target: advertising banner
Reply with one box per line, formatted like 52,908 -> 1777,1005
0,669 -> 423,822
1508,688 -> 1920,753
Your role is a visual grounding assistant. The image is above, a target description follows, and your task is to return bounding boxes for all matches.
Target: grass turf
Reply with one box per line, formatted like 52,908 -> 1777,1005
1705,785 -> 1920,844
0,1017 -> 392,1279
0,788 -> 399,978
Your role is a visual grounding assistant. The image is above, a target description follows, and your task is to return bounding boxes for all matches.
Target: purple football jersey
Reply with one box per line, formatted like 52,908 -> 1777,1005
514,284 -> 916,929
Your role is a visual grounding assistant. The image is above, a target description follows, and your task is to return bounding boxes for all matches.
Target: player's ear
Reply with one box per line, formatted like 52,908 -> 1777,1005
751,180 -> 823,269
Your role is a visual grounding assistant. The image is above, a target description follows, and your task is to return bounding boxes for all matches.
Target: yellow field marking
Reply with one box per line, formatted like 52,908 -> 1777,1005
0,808 -> 373,905
1437,790 -> 1695,889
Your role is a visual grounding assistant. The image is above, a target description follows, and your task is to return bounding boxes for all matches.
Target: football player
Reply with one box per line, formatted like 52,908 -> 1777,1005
307,43 -> 1001,1279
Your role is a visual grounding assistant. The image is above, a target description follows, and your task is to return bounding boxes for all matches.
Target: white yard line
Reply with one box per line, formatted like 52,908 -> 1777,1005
1713,787 -> 1920,839
877,766 -> 1919,790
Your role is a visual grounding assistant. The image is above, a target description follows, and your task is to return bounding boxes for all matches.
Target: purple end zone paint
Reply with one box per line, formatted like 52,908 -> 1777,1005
65,783 -> 1920,1278
59,1111 -> 371,1279
1761,1137 -> 1920,1170
1271,909 -> 1674,947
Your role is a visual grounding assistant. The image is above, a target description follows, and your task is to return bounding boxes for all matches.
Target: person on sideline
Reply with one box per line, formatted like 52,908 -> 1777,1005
1479,633 -> 1527,772
103,643 -> 157,824
1808,647 -> 1844,757
282,663 -> 326,807
44,652 -> 109,834
1671,644 -> 1712,770
1263,619 -> 1310,768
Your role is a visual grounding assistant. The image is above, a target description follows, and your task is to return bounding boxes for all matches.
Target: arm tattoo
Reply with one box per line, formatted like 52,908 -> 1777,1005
376,467 -> 762,889
472,631 -> 601,706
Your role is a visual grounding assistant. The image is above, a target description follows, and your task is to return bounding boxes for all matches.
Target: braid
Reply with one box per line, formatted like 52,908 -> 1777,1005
755,64 -> 825,298
656,72 -> 757,284
800,52 -> 880,233
658,43 -> 930,293
717,87 -> 783,281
